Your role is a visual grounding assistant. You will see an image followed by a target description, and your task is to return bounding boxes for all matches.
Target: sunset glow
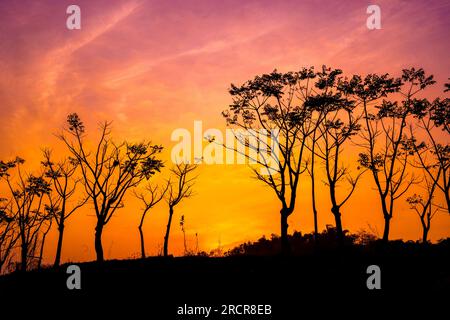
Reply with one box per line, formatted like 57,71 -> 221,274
0,0 -> 449,264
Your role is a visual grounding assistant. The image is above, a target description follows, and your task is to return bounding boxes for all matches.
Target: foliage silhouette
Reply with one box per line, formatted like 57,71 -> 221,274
0,158 -> 51,271
59,113 -> 164,262
305,66 -> 365,244
0,66 -> 447,271
223,68 -> 326,254
408,89 -> 449,214
42,149 -> 87,267
345,68 -> 435,241
0,186 -> 19,274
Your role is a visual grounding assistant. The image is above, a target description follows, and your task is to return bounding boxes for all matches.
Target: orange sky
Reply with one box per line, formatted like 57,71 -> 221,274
0,0 -> 449,263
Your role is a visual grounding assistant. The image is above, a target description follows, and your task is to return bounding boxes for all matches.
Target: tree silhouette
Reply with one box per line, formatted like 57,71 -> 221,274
164,163 -> 197,257
303,68 -> 341,242
0,192 -> 19,274
37,212 -> 52,269
409,92 -> 449,214
305,67 -> 364,244
223,68 -> 321,254
42,149 -> 87,266
134,182 -> 168,258
59,113 -> 163,262
407,176 -> 439,243
344,68 -> 434,242
306,127 -> 320,243
0,157 -> 51,271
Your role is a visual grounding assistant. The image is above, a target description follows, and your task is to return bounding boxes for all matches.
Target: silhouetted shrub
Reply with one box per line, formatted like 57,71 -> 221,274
225,226 -> 368,256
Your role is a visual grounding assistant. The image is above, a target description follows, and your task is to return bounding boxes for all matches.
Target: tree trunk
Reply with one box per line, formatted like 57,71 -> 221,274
37,220 -> 52,269
311,144 -> 319,243
332,206 -> 344,245
382,215 -> 391,242
163,206 -> 174,257
54,223 -> 64,267
20,242 -> 27,271
313,206 -> 318,243
138,225 -> 146,259
310,134 -> 319,243
95,220 -> 105,262
38,233 -> 48,270
280,212 -> 289,255
445,188 -> 450,214
422,225 -> 429,244
380,197 -> 391,243
422,228 -> 428,244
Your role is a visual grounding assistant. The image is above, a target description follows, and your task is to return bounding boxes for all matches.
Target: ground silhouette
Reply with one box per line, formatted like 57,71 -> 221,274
0,230 -> 448,318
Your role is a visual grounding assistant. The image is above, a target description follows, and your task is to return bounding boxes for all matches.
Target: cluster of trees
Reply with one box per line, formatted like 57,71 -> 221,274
0,114 -> 197,273
223,66 -> 449,253
0,66 -> 448,273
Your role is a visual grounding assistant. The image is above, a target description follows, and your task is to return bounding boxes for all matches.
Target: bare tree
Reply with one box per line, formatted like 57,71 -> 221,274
164,163 -> 197,257
134,182 -> 168,258
306,127 -> 321,242
42,149 -> 87,267
0,196 -> 19,274
409,93 -> 449,213
37,213 -> 52,269
344,68 -> 434,242
223,68 -> 324,253
303,69 -> 340,242
0,160 -> 21,273
59,113 -> 164,262
310,97 -> 364,244
0,157 -> 51,271
407,176 -> 440,243
304,67 -> 364,244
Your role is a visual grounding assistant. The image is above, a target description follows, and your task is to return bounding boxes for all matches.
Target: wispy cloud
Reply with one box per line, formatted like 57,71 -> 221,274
103,26 -> 281,87
41,1 -> 143,99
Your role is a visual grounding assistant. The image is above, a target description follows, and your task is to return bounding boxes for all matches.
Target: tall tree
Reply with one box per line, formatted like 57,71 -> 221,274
0,195 -> 18,274
59,113 -> 163,262
134,182 -> 168,258
0,157 -> 51,271
409,93 -> 449,213
164,163 -> 197,257
305,67 -> 364,244
303,68 -> 340,242
42,149 -> 87,267
344,68 -> 434,242
223,68 -> 321,253
308,91 -> 364,243
37,213 -> 52,269
0,160 -> 20,273
305,126 -> 321,242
